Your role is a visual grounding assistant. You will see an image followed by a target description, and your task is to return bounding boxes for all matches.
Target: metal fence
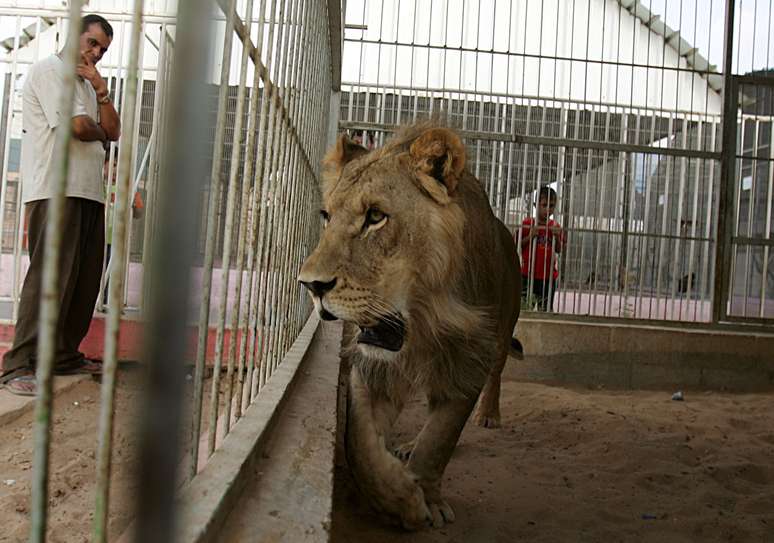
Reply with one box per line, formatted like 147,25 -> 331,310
0,0 -> 335,539
339,0 -> 774,324
0,0 -> 771,539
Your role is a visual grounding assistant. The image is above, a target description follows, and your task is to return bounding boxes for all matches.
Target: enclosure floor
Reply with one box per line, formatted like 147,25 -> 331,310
332,359 -> 774,542
0,370 -> 218,543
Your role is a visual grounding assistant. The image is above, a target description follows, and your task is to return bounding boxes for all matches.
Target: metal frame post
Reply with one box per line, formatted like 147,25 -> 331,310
712,0 -> 737,323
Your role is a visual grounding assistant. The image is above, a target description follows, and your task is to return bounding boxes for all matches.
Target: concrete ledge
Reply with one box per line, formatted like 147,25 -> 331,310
515,317 -> 774,391
166,313 -> 342,543
216,319 -> 343,542
165,314 -> 322,543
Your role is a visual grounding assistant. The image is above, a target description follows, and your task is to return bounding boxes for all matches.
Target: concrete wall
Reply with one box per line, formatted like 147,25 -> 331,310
515,316 -> 774,392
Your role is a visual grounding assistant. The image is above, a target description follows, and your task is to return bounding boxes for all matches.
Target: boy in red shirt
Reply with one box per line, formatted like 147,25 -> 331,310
520,186 -> 564,311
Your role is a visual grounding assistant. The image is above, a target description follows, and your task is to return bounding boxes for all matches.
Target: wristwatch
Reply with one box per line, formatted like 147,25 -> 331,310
98,94 -> 110,105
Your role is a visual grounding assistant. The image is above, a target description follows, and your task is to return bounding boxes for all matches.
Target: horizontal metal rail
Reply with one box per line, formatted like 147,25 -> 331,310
343,36 -> 724,78
340,81 -> 725,118
339,120 -> 722,159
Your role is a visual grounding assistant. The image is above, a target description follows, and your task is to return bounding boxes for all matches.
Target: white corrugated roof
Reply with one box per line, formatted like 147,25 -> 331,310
1,17 -> 54,52
616,0 -> 723,93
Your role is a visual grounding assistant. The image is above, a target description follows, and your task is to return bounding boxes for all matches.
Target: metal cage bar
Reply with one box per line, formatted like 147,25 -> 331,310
338,0 -> 772,324
29,5 -> 84,541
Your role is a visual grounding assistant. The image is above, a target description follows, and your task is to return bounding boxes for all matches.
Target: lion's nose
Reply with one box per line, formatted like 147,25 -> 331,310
300,278 -> 337,298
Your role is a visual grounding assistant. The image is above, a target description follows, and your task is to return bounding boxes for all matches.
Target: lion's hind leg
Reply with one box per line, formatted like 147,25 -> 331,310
473,349 -> 508,428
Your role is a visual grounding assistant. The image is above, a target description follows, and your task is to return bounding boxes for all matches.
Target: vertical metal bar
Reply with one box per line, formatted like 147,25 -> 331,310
565,106 -> 582,315
622,146 -> 639,318
548,104 -> 568,313
295,0 -> 320,335
241,0 -> 272,414
685,121 -> 703,319
265,0 -> 296,367
94,2 -> 144,540
134,0 -> 212,537
760,123 -> 774,318
409,0 -> 419,122
577,145 -> 594,314
139,23 -> 168,314
260,0 -> 293,376
275,0 -> 309,359
121,24 -> 147,309
247,0 -> 281,403
29,5 -> 83,541
193,0 -> 237,471
643,108 -> 659,319
284,0 -> 318,349
200,0 -> 236,462
235,0 -> 269,420
655,116 -> 674,318
0,16 -> 21,318
741,119 -> 761,316
265,0 -> 301,373
701,121 -> 718,321
670,123 -> 689,319
304,0 -> 325,319
592,109 -> 612,315
253,0 -> 288,395
519,104 -> 532,305
635,148 -> 651,318
218,0 -> 258,438
712,0 -> 737,323
104,20 -> 129,309
612,114 -> 629,318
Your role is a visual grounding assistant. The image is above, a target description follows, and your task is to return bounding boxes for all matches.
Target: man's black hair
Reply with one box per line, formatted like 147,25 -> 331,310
538,185 -> 557,202
81,14 -> 113,38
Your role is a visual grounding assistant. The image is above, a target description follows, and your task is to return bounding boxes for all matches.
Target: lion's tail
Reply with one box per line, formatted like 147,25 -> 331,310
510,337 -> 524,360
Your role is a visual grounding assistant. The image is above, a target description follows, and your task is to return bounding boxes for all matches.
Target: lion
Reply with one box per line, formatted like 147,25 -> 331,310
298,123 -> 522,530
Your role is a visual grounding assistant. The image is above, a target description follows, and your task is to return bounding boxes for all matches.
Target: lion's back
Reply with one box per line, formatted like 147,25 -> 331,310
455,172 -> 521,337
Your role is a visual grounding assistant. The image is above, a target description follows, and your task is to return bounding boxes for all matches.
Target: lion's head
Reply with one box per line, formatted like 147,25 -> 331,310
298,125 -> 471,360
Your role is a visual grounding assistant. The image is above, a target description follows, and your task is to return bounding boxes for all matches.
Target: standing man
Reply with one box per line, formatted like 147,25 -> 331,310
0,14 -> 120,395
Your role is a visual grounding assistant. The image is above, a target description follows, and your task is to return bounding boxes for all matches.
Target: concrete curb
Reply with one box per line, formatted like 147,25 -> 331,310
117,314 -> 327,543
515,318 -> 774,391
215,319 -> 343,541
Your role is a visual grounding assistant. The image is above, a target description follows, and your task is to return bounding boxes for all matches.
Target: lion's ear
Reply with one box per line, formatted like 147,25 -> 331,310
322,134 -> 369,174
409,128 -> 466,201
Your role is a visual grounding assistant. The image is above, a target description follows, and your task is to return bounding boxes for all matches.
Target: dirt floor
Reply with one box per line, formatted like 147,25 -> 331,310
0,373 -> 139,543
332,361 -> 774,542
0,369 -> 225,543
2,359 -> 773,543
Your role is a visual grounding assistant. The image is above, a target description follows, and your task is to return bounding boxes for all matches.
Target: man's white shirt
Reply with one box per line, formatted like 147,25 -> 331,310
20,54 -> 105,204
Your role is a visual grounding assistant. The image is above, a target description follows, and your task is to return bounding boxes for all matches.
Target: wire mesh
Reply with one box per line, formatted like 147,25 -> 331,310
0,0 -> 332,538
338,0 -> 774,323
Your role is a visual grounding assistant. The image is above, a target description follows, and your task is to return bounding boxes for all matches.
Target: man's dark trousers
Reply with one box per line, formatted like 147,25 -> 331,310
2,197 -> 104,372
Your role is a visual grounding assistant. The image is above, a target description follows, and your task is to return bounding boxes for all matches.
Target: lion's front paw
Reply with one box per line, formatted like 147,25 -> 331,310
473,409 -> 501,429
361,459 -> 431,530
395,483 -> 432,530
426,497 -> 455,528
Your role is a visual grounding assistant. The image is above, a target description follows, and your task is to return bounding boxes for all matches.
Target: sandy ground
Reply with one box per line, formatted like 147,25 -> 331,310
0,373 -> 141,543
2,358 -> 773,542
0,370 -> 225,543
332,360 -> 774,542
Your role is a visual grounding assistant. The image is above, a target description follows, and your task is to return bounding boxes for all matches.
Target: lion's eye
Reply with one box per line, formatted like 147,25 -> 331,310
365,207 -> 387,227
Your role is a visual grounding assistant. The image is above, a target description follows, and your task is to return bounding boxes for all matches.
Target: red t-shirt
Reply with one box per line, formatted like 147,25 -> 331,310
519,217 -> 564,280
